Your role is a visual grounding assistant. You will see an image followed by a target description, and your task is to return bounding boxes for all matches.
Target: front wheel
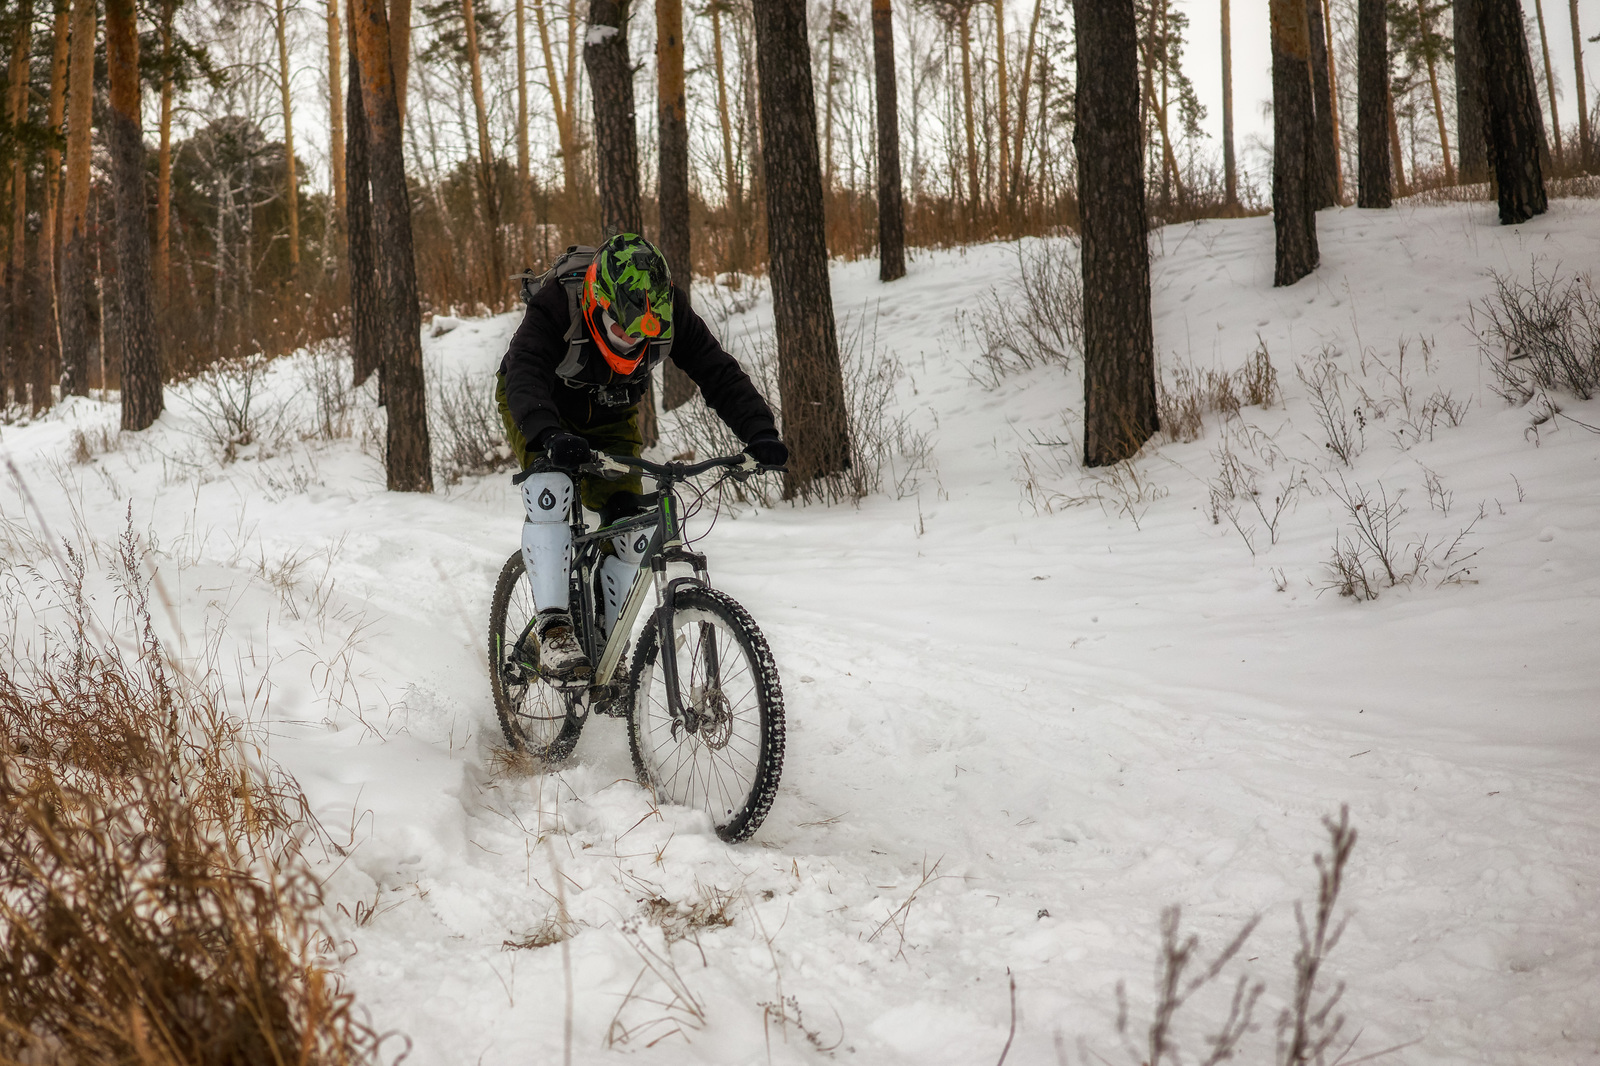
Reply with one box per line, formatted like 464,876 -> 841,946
626,585 -> 785,843
489,551 -> 585,762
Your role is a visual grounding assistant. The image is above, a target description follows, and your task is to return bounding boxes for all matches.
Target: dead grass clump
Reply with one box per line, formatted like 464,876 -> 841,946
0,535 -> 386,1066
181,354 -> 293,463
1475,264 -> 1600,423
69,423 -> 121,465
428,364 -> 516,486
1158,339 -> 1280,444
968,239 -> 1084,384
642,886 -> 737,943
1321,477 -> 1480,600
299,340 -> 357,441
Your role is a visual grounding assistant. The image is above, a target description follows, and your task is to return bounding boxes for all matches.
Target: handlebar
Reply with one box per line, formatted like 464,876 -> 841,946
577,451 -> 786,482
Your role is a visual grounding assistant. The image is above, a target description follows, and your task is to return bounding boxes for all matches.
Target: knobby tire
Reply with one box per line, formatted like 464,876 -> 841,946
489,550 -> 586,762
626,585 -> 785,843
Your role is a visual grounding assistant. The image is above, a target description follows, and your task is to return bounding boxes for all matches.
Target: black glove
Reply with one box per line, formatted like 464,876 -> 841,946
744,433 -> 788,467
540,430 -> 591,472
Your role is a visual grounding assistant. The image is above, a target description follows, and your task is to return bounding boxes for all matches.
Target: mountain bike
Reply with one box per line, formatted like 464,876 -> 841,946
488,451 -> 786,843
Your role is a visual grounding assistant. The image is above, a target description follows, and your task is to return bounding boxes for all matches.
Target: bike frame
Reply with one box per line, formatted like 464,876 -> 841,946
515,452 -> 770,723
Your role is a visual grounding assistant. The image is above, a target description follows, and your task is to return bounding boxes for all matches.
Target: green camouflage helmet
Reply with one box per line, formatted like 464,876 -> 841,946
584,233 -> 674,346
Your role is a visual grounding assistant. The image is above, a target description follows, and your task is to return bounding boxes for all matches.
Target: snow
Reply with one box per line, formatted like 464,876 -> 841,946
4,199 -> 1600,1065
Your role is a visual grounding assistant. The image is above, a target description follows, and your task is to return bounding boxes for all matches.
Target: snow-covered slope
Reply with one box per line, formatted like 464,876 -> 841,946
3,200 -> 1598,1065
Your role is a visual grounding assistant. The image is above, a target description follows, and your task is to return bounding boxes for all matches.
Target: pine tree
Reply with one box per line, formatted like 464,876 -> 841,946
871,0 -> 906,281
1475,0 -> 1549,221
351,0 -> 434,489
751,0 -> 851,496
657,0 -> 696,409
1075,0 -> 1157,467
1307,0 -> 1340,205
1271,0 -> 1319,285
1359,0 -> 1394,205
106,0 -> 163,429
58,0 -> 96,396
1455,0 -> 1489,180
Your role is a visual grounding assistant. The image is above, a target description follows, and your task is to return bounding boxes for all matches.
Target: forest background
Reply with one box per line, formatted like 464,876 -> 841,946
2,0 -> 1599,403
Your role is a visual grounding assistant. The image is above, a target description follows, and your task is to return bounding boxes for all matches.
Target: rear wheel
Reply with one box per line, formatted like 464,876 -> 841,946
626,585 -> 784,842
489,551 -> 585,761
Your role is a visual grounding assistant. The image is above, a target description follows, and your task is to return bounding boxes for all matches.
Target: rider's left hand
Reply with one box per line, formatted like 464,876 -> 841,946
744,432 -> 787,467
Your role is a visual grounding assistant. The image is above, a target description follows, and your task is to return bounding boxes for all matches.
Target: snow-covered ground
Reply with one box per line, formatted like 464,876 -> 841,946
4,201 -> 1599,1065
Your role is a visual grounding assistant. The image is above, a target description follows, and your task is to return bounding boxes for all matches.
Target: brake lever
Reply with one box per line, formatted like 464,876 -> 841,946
576,453 -> 631,481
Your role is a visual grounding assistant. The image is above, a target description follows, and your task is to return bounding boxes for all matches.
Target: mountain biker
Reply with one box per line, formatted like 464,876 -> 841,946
496,232 -> 787,685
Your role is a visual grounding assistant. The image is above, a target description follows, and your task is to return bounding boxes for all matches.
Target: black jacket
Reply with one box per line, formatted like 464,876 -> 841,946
499,278 -> 778,446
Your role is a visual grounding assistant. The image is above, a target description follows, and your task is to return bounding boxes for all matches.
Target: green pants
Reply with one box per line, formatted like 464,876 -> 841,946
496,372 -> 644,512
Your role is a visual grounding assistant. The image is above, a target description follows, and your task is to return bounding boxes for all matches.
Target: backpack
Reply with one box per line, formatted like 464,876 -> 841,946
515,245 -> 673,407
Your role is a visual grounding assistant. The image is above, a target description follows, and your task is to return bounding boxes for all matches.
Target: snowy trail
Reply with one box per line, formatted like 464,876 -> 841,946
4,200 -> 1600,1064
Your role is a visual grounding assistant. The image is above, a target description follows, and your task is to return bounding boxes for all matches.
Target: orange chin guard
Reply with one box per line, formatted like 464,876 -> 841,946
583,262 -> 646,375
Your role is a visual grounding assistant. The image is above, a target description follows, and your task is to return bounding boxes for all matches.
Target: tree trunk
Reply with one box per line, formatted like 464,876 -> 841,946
532,0 -> 577,200
39,0 -> 70,404
389,0 -> 411,124
59,0 -> 94,396
656,0 -> 695,409
106,0 -> 162,430
1306,0 -> 1339,207
1358,0 -> 1392,206
1074,0 -> 1155,467
1476,0 -> 1549,222
515,0 -> 531,248
351,0 -> 433,489
7,0 -> 32,406
1569,0 -> 1590,168
346,12 -> 380,389
958,6 -> 979,215
586,0 -> 642,237
751,0 -> 850,495
1009,0 -> 1043,219
329,0 -> 347,230
995,0 -> 1009,212
710,1 -> 741,266
823,0 -> 838,189
1387,83 -> 1408,192
156,0 -> 174,309
1271,0 -> 1319,285
1321,0 -> 1345,200
871,0 -> 905,281
276,0 -> 302,274
1221,0 -> 1237,206
463,0 -> 503,304
1420,0 -> 1456,182
584,0 -> 657,446
1455,0 -> 1489,179
1531,0 -> 1561,164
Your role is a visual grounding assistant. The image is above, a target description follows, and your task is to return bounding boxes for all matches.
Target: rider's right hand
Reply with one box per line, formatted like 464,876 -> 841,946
541,430 -> 591,472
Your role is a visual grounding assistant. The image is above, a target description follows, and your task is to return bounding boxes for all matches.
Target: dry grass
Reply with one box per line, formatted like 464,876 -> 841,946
1475,264 -> 1600,432
1158,339 -> 1281,445
0,531 -> 388,1066
967,239 -> 1084,385
427,363 -> 516,486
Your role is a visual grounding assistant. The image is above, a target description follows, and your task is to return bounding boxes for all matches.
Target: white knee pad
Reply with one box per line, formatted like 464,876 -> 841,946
520,473 -> 573,614
598,529 -> 647,639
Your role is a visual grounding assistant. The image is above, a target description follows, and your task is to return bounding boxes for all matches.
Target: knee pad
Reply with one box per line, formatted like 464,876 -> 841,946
520,472 -> 574,613
521,471 -> 573,524
609,527 -> 648,565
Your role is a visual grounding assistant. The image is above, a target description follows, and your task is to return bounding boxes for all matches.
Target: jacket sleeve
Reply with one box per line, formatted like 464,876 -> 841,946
667,288 -> 779,443
500,279 -> 571,446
